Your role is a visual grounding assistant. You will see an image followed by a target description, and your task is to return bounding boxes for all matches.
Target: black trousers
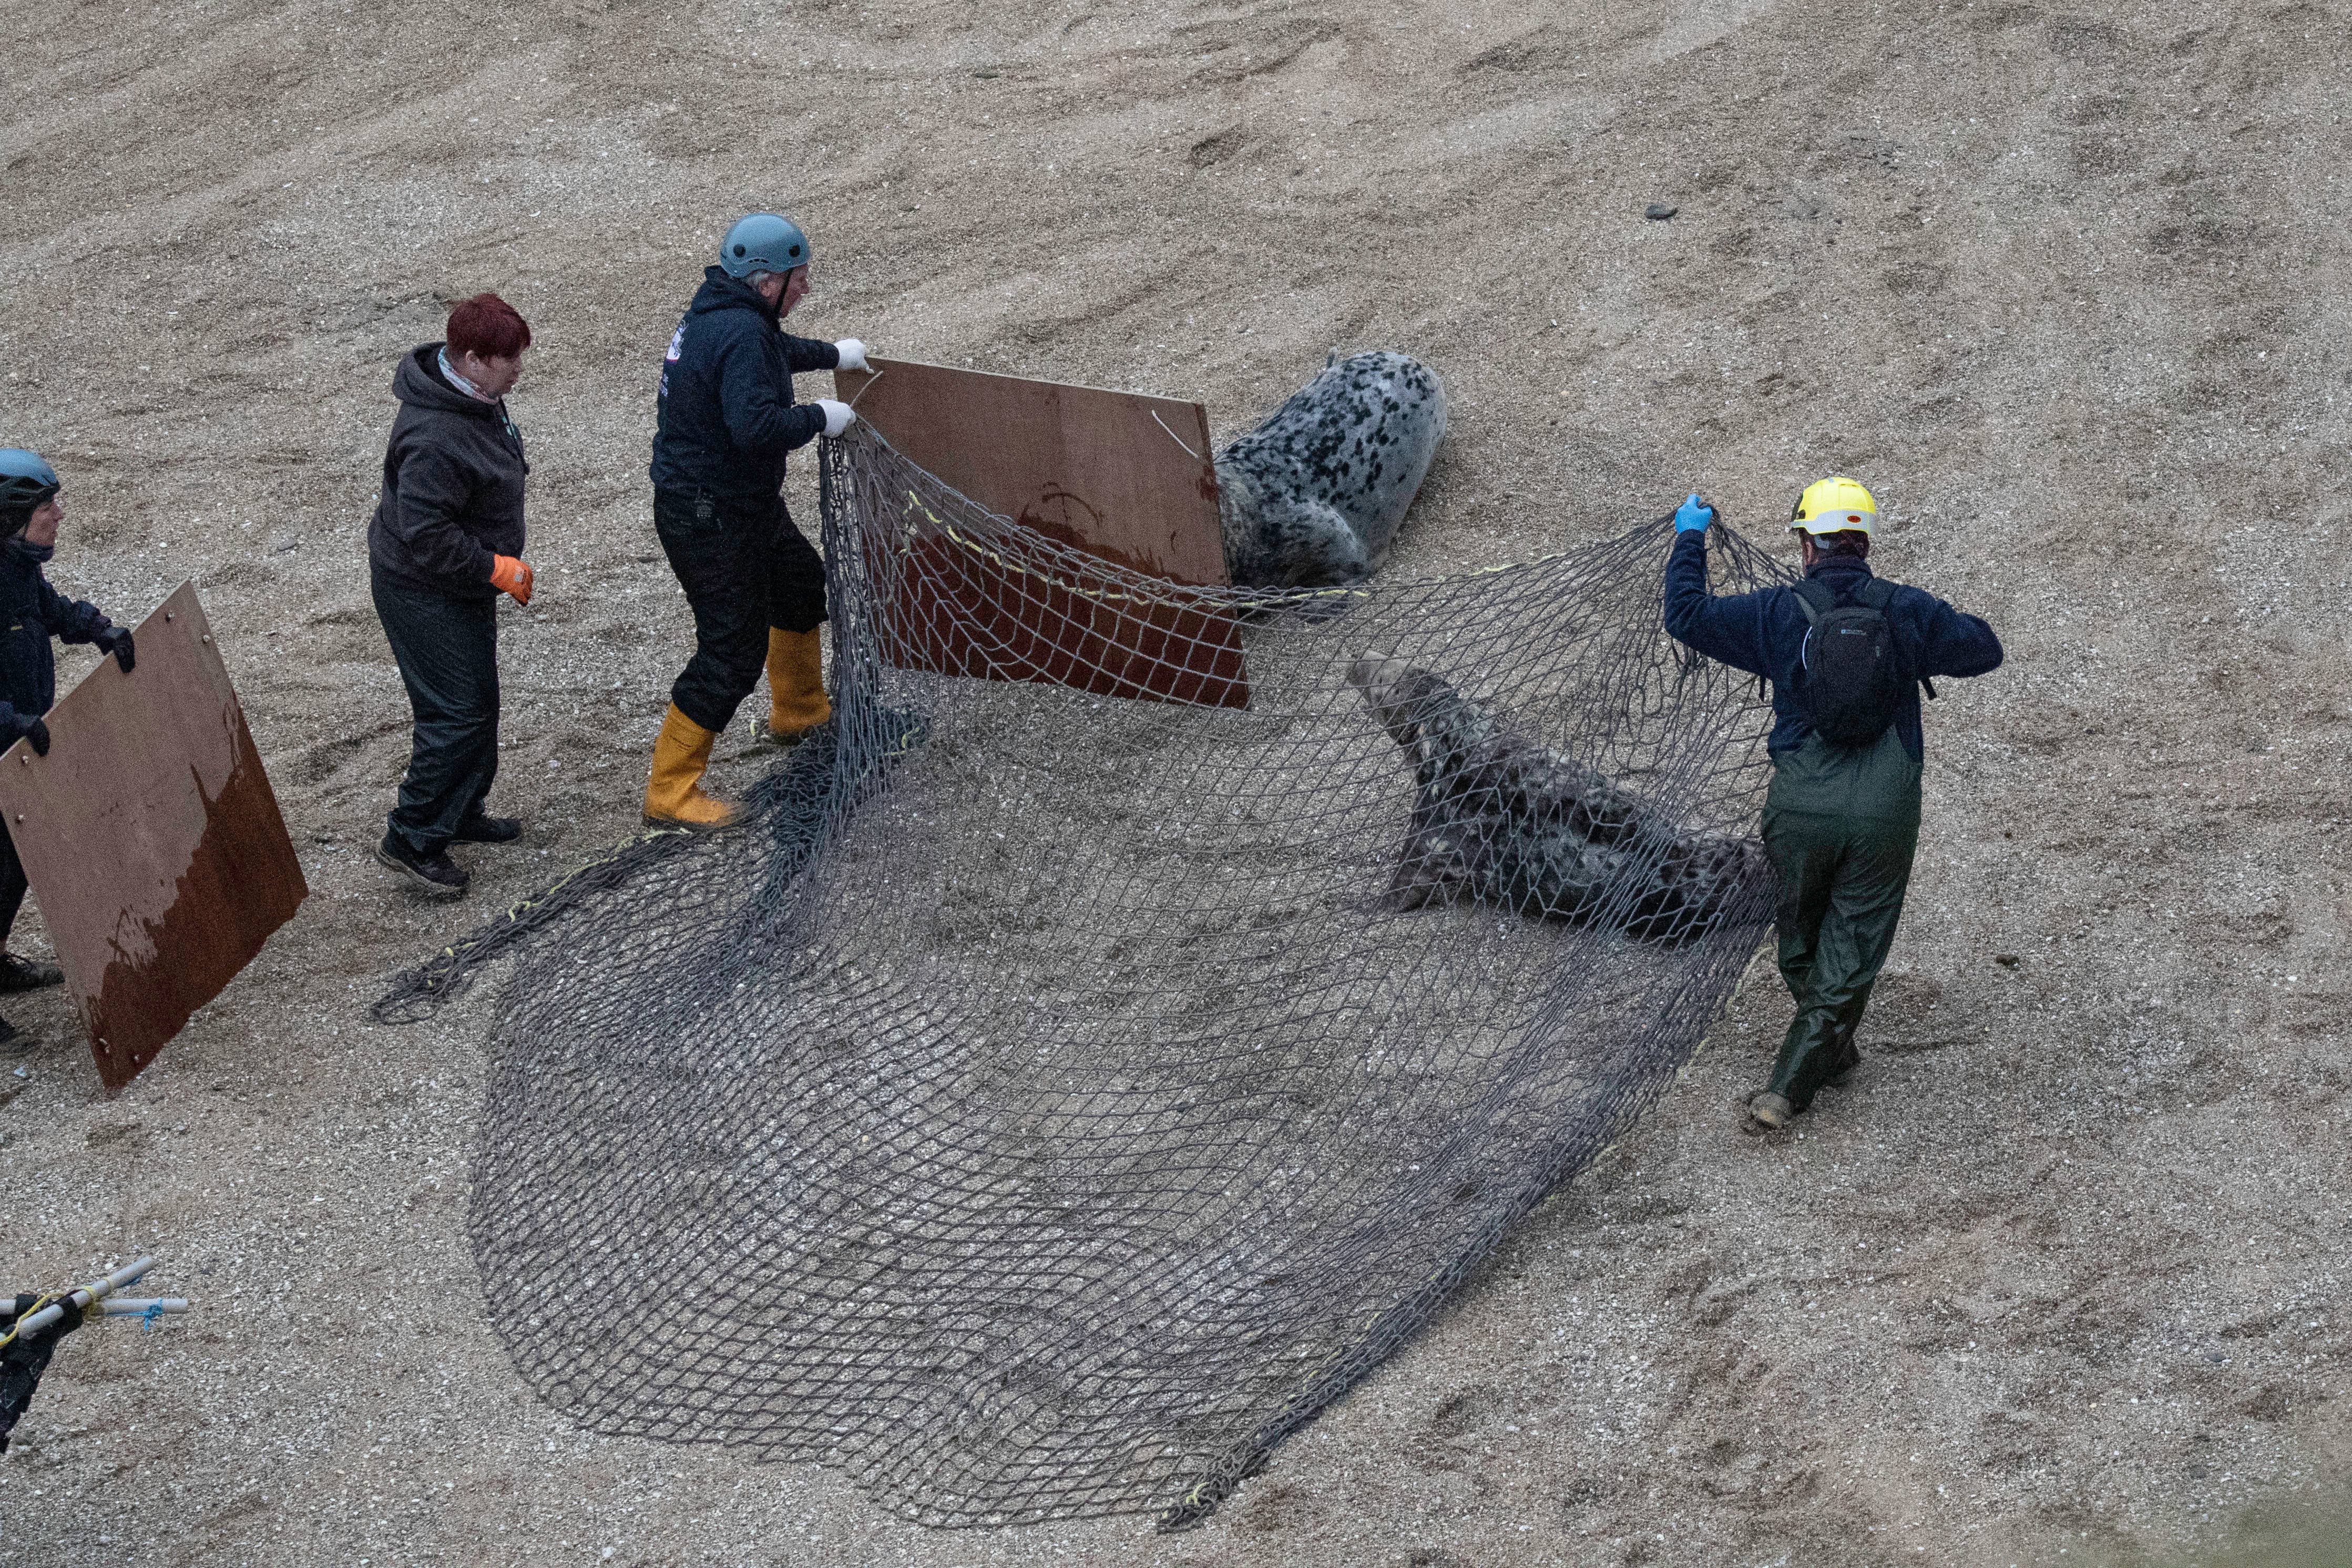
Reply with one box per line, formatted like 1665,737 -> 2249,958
372,562 -> 500,856
0,821 -> 26,944
653,488 -> 828,734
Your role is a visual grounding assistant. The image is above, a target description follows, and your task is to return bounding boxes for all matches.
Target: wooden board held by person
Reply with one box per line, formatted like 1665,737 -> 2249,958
834,357 -> 1250,710
0,580 -> 306,1092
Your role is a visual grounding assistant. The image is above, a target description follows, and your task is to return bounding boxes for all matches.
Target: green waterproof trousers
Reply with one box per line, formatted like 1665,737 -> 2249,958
1759,731 -> 1923,1114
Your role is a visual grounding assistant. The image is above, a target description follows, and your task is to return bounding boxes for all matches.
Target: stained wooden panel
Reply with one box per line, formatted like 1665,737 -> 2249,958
835,358 -> 1249,708
0,582 -> 306,1091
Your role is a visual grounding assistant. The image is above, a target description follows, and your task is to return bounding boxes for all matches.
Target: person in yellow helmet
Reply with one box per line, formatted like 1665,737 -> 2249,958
1663,478 -> 2003,1132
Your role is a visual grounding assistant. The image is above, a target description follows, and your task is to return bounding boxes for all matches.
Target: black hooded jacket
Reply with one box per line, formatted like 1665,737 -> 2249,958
649,267 -> 841,501
367,344 -> 528,600
0,542 -> 109,735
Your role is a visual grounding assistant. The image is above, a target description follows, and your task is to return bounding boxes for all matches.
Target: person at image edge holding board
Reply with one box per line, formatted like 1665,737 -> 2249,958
0,448 -> 138,1031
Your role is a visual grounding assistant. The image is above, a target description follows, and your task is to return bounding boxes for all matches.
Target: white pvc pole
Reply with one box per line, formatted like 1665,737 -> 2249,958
8,1256 -> 156,1340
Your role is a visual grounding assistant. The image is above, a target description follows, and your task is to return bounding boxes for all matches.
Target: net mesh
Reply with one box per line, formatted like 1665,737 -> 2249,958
376,428 -> 1790,1529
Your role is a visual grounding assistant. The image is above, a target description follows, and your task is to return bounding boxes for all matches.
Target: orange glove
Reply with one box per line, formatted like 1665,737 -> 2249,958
489,555 -> 535,607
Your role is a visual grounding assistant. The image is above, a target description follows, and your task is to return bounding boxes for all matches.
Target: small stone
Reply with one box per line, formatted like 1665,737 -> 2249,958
1644,202 -> 1678,220
1995,953 -> 2021,968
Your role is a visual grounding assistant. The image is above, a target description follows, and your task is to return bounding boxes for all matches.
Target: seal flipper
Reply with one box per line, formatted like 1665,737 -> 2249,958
1254,494 -> 1370,589
1215,452 -> 1373,591
1383,847 -> 1451,911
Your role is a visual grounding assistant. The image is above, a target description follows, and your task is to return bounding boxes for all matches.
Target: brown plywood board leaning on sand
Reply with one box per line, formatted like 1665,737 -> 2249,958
834,356 -> 1249,708
0,581 -> 306,1091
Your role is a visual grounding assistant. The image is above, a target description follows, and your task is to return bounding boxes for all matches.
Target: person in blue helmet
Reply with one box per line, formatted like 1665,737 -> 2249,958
0,450 -> 138,1044
642,211 -> 871,829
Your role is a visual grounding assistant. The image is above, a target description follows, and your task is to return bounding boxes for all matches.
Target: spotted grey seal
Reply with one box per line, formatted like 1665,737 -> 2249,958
1347,652 -> 1768,942
1216,351 -> 1446,589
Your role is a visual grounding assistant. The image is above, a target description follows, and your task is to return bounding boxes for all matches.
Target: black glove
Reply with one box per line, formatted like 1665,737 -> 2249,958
94,626 -> 134,674
4,714 -> 48,757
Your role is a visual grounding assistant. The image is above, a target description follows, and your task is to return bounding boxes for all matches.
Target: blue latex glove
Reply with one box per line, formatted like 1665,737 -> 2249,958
1674,494 -> 1714,533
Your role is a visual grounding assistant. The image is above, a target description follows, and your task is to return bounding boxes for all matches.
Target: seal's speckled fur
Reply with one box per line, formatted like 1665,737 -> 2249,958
1348,652 -> 1768,943
1216,351 -> 1446,588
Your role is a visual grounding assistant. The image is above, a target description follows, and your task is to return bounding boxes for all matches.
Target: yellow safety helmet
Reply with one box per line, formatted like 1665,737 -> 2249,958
1790,475 -> 1877,536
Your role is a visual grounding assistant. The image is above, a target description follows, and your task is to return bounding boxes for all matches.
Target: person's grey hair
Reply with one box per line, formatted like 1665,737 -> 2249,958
747,270 -> 780,289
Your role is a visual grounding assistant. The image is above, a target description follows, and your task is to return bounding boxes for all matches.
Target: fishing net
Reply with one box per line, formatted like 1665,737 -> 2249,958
375,427 -> 1789,1529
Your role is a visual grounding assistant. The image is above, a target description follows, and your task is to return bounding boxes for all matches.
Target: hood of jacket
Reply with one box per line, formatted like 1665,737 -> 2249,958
685,265 -> 781,326
1804,551 -> 1874,589
0,535 -> 45,601
392,342 -> 500,419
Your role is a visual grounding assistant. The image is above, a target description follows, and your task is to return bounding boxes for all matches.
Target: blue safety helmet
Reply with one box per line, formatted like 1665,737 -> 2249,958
0,449 -> 59,525
718,212 -> 811,279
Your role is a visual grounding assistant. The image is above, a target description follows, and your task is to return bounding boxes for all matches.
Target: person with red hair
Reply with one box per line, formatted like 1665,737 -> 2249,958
366,292 -> 538,899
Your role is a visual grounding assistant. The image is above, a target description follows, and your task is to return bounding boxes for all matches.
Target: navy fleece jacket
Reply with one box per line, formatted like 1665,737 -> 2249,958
649,267 -> 841,501
0,542 -> 110,735
1662,531 -> 2003,760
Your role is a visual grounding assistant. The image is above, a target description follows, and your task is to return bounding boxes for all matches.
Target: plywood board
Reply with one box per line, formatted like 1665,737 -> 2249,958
834,358 -> 1249,708
0,582 -> 306,1091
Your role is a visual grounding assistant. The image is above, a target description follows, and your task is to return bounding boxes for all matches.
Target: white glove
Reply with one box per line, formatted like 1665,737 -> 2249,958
833,338 -> 870,373
815,398 -> 856,438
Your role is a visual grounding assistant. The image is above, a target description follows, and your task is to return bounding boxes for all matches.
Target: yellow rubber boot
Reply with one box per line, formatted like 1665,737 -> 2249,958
766,627 -> 832,743
642,704 -> 740,831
